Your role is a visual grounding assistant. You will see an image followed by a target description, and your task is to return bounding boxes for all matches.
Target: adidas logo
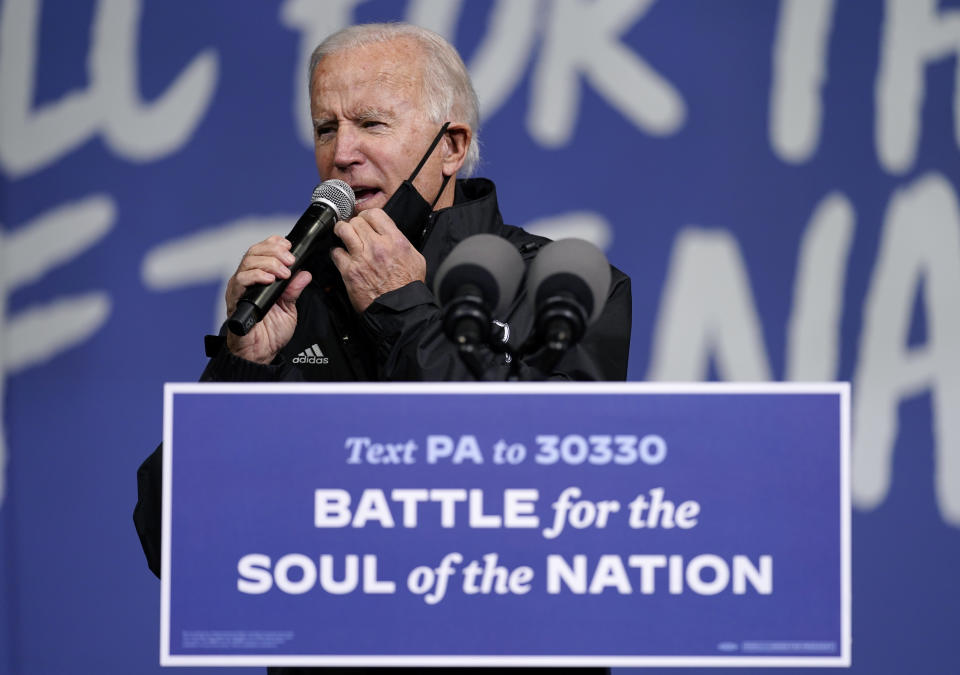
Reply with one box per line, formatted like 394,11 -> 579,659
293,343 -> 329,365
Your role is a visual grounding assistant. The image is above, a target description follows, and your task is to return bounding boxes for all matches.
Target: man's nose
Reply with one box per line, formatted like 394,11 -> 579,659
332,126 -> 363,169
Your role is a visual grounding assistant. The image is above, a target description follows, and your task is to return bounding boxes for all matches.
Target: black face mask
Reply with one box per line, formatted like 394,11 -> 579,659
383,122 -> 452,250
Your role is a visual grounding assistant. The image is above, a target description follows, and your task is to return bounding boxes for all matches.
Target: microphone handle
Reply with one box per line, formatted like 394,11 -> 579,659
227,202 -> 340,336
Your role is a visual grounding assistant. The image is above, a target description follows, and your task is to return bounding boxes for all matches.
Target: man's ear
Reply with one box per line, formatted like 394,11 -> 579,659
441,123 -> 472,176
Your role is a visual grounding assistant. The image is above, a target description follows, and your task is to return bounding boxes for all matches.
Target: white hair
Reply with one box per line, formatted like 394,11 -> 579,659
309,23 -> 480,176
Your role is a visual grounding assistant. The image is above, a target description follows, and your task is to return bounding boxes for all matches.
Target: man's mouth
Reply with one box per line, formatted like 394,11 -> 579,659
351,186 -> 382,207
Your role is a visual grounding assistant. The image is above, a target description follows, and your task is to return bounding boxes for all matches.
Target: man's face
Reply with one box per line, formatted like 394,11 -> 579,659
310,38 -> 448,213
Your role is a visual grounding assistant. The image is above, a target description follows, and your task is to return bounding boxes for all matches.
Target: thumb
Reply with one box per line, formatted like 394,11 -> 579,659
281,269 -> 312,305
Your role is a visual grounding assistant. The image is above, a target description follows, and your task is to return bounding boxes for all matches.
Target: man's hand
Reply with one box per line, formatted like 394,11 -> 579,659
224,235 -> 311,364
331,208 -> 427,313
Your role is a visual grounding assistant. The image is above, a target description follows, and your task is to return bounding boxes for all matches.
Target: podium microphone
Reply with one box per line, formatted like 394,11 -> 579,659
227,179 -> 355,336
524,238 -> 611,353
433,234 -> 524,346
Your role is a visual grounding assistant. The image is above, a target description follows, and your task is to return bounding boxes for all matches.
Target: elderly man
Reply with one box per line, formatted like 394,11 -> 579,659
204,21 -> 630,382
135,22 -> 628,675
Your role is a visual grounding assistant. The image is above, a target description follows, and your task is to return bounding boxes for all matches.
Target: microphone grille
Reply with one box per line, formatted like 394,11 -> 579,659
527,238 -> 611,324
434,234 -> 524,317
312,179 -> 356,221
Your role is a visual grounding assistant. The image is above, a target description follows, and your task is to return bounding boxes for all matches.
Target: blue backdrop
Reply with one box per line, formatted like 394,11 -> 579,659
1,0 -> 958,673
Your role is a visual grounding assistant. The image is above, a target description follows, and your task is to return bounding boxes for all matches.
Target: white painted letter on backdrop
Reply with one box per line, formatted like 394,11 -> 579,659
463,0 -> 539,125
786,191 -> 855,381
141,214 -> 296,330
404,0 -> 463,37
0,0 -> 218,177
647,228 -> 771,382
94,0 -> 218,161
523,211 -> 613,252
853,173 -> 960,527
0,195 -> 116,505
529,0 -> 686,147
876,0 -> 960,174
280,0 -> 363,147
769,0 -> 837,164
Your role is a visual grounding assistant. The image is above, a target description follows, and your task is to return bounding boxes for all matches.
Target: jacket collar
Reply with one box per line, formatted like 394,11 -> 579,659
420,177 -> 504,275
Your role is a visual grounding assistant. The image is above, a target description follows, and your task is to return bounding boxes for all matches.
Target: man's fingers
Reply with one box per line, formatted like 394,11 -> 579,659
234,267 -> 282,289
358,208 -> 398,236
237,253 -> 293,278
244,235 -> 293,261
329,245 -> 350,272
336,213 -> 390,255
334,219 -> 363,254
334,211 -> 409,267
227,234 -> 297,308
238,236 -> 295,275
226,268 -> 278,312
226,234 -> 295,309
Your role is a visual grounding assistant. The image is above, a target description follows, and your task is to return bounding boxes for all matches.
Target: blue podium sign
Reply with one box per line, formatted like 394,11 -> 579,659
161,382 -> 850,668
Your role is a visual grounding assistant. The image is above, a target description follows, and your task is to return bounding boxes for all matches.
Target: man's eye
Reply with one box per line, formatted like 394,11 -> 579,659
315,125 -> 334,138
362,120 -> 384,129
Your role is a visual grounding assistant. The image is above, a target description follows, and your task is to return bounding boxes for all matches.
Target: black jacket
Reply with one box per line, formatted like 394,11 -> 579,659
197,178 -> 631,384
134,178 -> 630,675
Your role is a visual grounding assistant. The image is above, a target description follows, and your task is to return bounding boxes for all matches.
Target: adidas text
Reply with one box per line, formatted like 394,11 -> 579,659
293,355 -> 329,364
293,343 -> 329,365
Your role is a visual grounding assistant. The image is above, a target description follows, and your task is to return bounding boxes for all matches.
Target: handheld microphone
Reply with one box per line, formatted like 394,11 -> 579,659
227,179 -> 355,336
433,234 -> 524,346
525,238 -> 611,352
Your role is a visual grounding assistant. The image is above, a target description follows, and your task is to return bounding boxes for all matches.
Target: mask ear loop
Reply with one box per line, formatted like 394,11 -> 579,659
407,121 -> 451,181
407,122 -> 453,208
431,174 -> 453,209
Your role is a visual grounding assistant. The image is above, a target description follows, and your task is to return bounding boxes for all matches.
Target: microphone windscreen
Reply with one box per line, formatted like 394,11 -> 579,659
527,238 -> 611,324
312,179 -> 356,221
434,234 -> 524,316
